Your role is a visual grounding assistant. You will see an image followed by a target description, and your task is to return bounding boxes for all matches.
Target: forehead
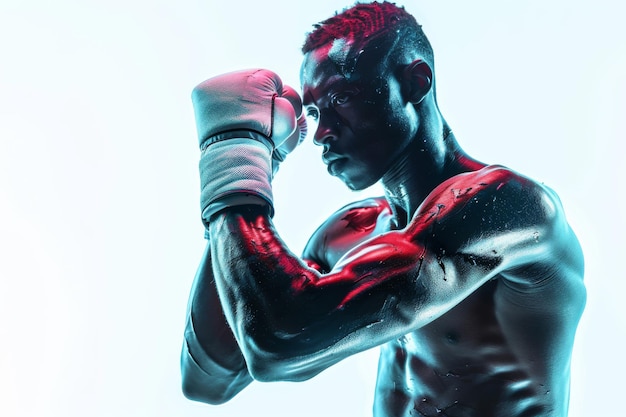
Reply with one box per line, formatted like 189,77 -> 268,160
300,46 -> 343,100
300,39 -> 387,102
301,40 -> 353,82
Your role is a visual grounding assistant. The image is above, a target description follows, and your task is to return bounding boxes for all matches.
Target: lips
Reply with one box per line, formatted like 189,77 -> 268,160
322,151 -> 344,165
322,152 -> 347,176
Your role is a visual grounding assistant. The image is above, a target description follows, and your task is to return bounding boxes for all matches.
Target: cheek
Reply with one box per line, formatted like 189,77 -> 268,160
386,95 -> 418,141
337,103 -> 390,134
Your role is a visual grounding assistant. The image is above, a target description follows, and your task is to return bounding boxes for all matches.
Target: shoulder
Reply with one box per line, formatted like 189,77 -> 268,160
417,165 -> 583,281
302,197 -> 392,272
463,165 -> 575,245
428,164 -> 565,228
478,165 -> 568,232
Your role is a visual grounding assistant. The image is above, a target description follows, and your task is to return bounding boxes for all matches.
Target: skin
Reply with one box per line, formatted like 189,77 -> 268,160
181,36 -> 586,416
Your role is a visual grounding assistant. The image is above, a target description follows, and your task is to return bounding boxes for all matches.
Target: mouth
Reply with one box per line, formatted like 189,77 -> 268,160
322,152 -> 346,175
325,158 -> 347,176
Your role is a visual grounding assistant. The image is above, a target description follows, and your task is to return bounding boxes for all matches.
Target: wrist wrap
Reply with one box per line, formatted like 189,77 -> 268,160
199,134 -> 274,225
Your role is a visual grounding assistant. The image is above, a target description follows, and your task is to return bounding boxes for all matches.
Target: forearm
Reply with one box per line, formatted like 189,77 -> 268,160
181,241 -> 252,403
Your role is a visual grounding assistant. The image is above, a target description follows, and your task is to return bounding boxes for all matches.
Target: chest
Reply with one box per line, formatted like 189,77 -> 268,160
398,280 -> 505,361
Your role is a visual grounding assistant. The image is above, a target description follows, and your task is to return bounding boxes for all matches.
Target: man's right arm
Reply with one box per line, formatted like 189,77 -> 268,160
181,240 -> 252,404
182,68 -> 307,404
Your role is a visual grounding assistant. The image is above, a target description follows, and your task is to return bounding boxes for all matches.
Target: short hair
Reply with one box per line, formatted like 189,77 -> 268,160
302,1 -> 434,69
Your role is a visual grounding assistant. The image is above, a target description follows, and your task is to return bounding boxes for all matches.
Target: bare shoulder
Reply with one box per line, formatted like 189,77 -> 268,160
415,164 -> 585,286
447,165 -> 585,299
465,167 -> 588,342
430,164 -> 560,210
430,164 -> 575,236
302,197 -> 393,272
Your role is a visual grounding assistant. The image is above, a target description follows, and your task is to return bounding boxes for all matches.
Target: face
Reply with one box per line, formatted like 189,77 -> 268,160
300,40 -> 418,191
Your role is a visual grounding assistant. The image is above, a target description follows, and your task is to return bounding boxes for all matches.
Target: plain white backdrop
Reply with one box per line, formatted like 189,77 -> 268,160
0,0 -> 623,416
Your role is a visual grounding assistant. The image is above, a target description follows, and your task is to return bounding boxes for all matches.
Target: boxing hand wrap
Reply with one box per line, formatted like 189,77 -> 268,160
192,69 -> 304,225
199,135 -> 274,223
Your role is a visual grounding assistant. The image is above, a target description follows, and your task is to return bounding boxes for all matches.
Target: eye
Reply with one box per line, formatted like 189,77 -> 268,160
330,92 -> 351,106
306,107 -> 319,121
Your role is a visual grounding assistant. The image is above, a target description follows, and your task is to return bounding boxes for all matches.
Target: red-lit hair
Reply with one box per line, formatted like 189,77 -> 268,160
302,2 -> 433,68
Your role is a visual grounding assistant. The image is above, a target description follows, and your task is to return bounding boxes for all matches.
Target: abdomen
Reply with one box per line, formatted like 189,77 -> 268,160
372,282 -> 566,417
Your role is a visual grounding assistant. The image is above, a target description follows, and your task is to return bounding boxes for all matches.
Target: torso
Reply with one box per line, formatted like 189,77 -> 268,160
374,282 -> 563,417
303,194 -> 574,417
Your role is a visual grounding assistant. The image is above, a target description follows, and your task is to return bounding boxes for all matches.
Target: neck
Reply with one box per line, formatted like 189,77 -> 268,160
381,123 -> 485,229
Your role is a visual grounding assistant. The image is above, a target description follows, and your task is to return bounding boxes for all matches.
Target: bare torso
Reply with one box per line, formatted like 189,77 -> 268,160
303,196 -> 577,417
374,282 -> 566,417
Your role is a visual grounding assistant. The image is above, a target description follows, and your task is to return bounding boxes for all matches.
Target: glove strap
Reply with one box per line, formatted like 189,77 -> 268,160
199,136 -> 274,225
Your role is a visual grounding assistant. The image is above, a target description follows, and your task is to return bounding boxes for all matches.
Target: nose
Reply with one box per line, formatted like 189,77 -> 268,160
312,109 -> 340,147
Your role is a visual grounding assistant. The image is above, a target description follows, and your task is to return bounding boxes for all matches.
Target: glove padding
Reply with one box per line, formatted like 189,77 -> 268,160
192,69 -> 307,225
272,97 -> 307,175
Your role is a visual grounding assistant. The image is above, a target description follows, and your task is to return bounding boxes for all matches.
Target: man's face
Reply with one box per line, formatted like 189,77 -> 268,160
300,40 -> 417,191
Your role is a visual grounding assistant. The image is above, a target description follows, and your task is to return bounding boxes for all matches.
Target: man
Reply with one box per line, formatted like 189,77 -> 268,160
181,2 -> 586,416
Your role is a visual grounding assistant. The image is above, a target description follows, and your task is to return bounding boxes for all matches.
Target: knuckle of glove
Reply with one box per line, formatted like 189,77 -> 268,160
192,68 -> 283,148
275,114 -> 307,158
272,84 -> 306,149
272,97 -> 298,147
280,85 -> 304,118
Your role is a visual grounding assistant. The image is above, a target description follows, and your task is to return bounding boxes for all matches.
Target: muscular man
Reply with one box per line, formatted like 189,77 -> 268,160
181,3 -> 586,416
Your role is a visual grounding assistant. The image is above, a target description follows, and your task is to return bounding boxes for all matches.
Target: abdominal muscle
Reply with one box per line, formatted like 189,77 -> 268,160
372,281 -> 563,417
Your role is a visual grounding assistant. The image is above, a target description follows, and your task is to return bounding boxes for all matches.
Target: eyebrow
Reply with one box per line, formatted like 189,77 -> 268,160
302,74 -> 349,107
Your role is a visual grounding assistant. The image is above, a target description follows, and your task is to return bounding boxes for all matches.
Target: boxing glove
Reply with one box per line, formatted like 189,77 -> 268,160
191,69 -> 306,225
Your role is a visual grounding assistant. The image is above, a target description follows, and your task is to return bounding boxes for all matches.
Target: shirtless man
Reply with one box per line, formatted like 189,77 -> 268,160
181,2 -> 586,416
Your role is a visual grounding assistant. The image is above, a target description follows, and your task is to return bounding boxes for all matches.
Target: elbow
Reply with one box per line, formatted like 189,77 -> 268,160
245,354 -> 314,383
233,307 -> 330,382
180,349 -> 250,405
181,379 -> 235,405
240,333 -> 321,383
245,354 -> 288,383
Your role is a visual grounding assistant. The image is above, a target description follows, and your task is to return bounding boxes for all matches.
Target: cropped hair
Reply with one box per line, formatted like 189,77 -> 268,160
302,1 -> 434,68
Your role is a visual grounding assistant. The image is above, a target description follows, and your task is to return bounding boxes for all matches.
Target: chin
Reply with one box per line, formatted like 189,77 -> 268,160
341,175 -> 376,192
345,182 -> 360,191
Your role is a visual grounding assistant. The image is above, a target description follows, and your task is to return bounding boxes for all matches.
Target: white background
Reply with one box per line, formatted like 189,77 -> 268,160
0,0 -> 623,416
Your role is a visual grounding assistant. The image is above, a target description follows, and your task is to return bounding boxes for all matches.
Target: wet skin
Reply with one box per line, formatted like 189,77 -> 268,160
181,40 -> 586,416
302,196 -> 584,416
296,45 -> 585,415
300,41 -> 420,192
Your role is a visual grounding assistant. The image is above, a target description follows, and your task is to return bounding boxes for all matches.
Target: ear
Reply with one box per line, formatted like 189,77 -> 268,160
401,60 -> 433,104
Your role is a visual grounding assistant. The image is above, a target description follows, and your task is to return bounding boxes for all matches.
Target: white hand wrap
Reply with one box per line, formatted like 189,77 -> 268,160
199,136 -> 274,224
